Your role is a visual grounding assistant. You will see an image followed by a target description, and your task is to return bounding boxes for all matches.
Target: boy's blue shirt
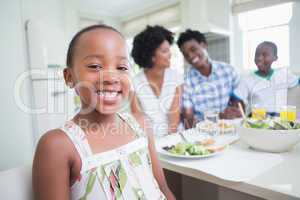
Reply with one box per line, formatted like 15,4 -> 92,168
182,61 -> 239,121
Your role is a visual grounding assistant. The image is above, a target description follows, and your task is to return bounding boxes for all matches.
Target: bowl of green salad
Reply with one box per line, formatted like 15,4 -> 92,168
238,119 -> 300,153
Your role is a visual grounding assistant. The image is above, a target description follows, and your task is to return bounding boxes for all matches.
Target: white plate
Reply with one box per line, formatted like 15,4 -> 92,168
196,120 -> 236,134
157,147 -> 222,159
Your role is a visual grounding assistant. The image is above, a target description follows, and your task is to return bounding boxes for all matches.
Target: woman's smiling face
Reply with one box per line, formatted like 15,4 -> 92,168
152,40 -> 171,69
69,28 -> 131,114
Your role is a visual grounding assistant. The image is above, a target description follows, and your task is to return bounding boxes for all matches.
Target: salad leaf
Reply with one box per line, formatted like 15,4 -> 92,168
244,118 -> 300,130
164,143 -> 211,156
293,122 -> 300,129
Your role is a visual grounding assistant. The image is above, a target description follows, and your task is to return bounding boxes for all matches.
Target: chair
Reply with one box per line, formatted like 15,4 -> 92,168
0,166 -> 32,200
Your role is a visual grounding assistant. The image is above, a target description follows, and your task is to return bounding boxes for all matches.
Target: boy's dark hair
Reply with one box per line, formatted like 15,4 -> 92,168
258,41 -> 278,57
177,29 -> 207,48
66,24 -> 122,68
131,25 -> 174,69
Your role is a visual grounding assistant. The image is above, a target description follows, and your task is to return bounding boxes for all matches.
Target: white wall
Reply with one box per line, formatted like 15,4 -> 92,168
0,0 -> 80,171
290,1 -> 300,75
22,0 -> 75,66
0,0 -> 34,170
78,12 -> 121,31
180,0 -> 230,31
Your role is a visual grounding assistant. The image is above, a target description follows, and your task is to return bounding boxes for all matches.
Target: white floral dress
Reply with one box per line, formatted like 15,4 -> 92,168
60,113 -> 166,200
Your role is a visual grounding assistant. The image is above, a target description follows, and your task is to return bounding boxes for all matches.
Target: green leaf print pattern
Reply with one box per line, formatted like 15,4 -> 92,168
115,164 -> 128,199
129,152 -> 142,167
117,164 -> 127,190
79,172 -> 97,200
133,187 -> 147,200
97,167 -> 105,182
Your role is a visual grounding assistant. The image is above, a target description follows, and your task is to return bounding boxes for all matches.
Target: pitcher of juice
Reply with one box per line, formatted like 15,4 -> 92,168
280,106 -> 296,122
252,106 -> 266,120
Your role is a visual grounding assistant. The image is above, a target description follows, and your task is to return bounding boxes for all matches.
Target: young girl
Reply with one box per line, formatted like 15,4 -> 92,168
32,25 -> 175,200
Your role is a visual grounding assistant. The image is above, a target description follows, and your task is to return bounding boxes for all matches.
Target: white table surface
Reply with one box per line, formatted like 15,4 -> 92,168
157,131 -> 300,200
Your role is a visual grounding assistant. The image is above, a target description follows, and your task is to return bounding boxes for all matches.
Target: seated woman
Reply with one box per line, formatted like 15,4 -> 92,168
130,25 -> 183,137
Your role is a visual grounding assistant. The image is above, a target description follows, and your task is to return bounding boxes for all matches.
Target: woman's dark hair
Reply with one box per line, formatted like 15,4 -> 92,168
131,25 -> 174,69
177,29 -> 207,49
66,24 -> 122,68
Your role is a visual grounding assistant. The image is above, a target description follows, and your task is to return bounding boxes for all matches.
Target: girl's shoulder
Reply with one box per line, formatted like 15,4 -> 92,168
35,129 -> 78,168
33,129 -> 81,195
35,128 -> 77,162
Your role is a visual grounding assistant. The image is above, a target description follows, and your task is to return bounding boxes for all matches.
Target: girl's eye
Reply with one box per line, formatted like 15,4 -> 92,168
87,64 -> 102,70
117,65 -> 129,71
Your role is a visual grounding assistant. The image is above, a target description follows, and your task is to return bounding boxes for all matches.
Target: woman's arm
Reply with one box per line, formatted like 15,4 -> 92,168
168,85 -> 182,133
133,113 -> 176,200
33,130 -> 73,200
130,91 -> 144,115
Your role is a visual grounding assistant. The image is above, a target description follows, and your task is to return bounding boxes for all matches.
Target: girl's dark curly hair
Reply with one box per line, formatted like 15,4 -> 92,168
177,29 -> 207,49
131,25 -> 174,69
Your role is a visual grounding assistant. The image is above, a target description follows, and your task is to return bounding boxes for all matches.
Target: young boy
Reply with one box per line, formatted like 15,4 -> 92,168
234,41 -> 300,115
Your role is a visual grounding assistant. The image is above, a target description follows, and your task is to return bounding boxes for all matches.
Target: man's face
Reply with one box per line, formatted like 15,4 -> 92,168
180,39 -> 208,70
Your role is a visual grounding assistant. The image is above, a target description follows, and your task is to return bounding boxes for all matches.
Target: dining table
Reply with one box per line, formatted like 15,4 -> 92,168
156,127 -> 300,200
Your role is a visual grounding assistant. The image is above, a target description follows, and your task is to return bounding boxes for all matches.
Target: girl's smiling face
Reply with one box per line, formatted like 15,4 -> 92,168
65,28 -> 131,114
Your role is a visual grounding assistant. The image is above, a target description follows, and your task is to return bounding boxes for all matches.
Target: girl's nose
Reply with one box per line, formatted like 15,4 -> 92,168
100,70 -> 120,85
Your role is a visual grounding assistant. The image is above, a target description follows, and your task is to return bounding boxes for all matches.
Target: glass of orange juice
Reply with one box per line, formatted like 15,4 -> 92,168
251,105 -> 266,120
280,106 -> 297,122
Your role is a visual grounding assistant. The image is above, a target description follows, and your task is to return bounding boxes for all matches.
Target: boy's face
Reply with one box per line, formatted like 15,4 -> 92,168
67,29 -> 131,114
254,44 -> 278,74
180,39 -> 208,70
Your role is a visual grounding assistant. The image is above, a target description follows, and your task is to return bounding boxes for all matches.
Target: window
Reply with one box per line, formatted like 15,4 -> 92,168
238,3 -> 293,69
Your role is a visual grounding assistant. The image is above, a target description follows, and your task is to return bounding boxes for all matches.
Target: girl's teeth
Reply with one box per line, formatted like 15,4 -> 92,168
97,91 -> 118,97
